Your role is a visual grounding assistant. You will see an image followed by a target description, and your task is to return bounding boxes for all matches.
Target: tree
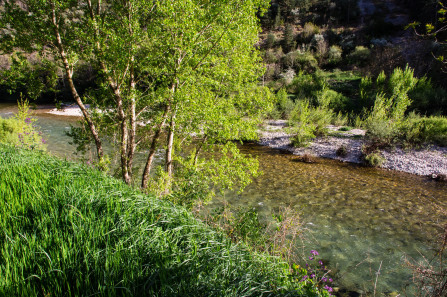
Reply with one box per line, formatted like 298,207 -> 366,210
1,0 -> 272,199
407,1 -> 447,72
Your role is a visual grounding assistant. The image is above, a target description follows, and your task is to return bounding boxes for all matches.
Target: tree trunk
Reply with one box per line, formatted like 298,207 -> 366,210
141,82 -> 176,190
162,115 -> 175,195
51,5 -> 105,166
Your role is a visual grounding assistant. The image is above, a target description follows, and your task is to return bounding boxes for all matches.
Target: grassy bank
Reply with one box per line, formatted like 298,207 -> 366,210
0,145 -> 327,296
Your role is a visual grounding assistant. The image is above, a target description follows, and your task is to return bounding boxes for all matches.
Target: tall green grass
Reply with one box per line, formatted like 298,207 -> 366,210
0,145 -> 323,296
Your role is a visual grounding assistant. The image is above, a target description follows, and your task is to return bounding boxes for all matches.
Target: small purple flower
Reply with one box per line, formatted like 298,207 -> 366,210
301,275 -> 308,281
324,285 -> 333,292
309,256 -> 314,260
321,277 -> 327,282
25,117 -> 32,124
310,274 -> 316,278
310,250 -> 319,256
41,138 -> 46,144
319,260 -> 324,266
329,278 -> 333,283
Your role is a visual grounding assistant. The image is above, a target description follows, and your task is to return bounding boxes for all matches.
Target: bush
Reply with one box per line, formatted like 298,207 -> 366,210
336,145 -> 348,157
289,71 -> 325,99
316,88 -> 349,112
0,100 -> 45,151
266,32 -> 276,48
401,116 -> 447,146
302,22 -> 320,41
363,152 -> 386,167
289,100 -> 336,146
326,45 -> 343,65
348,46 -> 371,66
282,50 -> 319,73
276,88 -> 296,118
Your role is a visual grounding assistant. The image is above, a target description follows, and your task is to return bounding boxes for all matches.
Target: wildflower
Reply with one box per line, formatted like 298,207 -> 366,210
41,138 -> 46,144
309,257 -> 314,260
302,275 -> 308,281
310,273 -> 316,278
25,117 -> 31,124
324,285 -> 333,292
319,260 -> 324,266
310,250 -> 319,256
329,278 -> 333,282
321,277 -> 327,282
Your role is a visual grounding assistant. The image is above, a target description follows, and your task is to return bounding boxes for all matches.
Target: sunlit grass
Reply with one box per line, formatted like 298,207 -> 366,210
0,145 -> 323,296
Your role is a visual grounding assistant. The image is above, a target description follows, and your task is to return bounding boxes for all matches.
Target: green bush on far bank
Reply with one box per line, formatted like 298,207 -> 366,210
0,145 -> 330,297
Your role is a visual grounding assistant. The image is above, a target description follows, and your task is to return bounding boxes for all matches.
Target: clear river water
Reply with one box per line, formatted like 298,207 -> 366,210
1,103 -> 446,296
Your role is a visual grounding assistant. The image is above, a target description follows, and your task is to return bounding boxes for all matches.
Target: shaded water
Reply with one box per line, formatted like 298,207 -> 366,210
1,103 -> 446,295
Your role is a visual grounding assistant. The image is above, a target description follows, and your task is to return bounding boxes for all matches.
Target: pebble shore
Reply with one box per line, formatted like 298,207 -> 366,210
260,120 -> 447,177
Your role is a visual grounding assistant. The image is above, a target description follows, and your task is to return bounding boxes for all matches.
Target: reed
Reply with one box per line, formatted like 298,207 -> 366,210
0,145 -> 324,296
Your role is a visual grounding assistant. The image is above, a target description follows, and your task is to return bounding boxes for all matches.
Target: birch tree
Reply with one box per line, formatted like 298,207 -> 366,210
1,0 -> 272,199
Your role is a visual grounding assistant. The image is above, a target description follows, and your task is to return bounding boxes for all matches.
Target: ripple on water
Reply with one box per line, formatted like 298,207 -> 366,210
214,144 -> 447,295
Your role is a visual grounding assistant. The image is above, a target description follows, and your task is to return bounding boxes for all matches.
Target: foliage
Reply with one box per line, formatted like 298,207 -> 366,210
363,151 -> 386,167
0,54 -> 59,101
289,100 -> 337,147
400,116 -> 447,147
326,45 -> 343,66
283,23 -> 296,53
2,0 -> 272,197
0,145 -> 331,297
0,100 -> 45,151
266,32 -> 276,48
302,22 -> 320,41
283,50 -> 319,73
347,46 -> 371,66
275,88 -> 296,118
363,66 -> 420,142
289,71 -> 326,99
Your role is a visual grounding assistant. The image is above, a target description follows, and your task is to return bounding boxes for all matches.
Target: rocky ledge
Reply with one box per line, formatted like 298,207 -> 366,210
259,120 -> 447,177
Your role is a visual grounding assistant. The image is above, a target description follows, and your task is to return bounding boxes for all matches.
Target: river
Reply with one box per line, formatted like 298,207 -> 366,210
1,103 -> 446,296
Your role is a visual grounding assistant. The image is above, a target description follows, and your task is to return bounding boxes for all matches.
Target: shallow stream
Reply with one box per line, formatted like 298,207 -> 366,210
1,103 -> 446,296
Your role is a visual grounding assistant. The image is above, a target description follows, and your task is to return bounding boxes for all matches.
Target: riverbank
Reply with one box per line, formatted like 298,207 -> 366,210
260,120 -> 447,177
45,105 -> 447,177
1,144 -> 327,296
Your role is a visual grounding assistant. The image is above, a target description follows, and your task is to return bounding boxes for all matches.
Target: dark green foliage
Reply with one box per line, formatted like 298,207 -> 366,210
401,116 -> 447,147
0,145 -> 330,296
363,151 -> 386,167
283,23 -> 296,53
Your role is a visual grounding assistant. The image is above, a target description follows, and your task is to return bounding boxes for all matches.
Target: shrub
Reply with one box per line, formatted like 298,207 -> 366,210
316,88 -> 349,112
290,71 -> 325,99
266,32 -> 276,48
327,45 -> 343,65
0,100 -> 45,151
283,50 -> 319,73
280,68 -> 296,85
276,88 -> 295,118
289,100 -> 336,146
348,46 -> 371,66
302,22 -> 320,41
289,100 -> 316,147
363,152 -> 386,167
336,145 -> 348,157
401,116 -> 447,146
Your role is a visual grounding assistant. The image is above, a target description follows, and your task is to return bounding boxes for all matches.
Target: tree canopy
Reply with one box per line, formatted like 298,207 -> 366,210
1,0 -> 272,201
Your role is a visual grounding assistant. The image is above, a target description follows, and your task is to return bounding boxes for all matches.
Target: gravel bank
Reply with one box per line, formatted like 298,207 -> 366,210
259,120 -> 447,177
